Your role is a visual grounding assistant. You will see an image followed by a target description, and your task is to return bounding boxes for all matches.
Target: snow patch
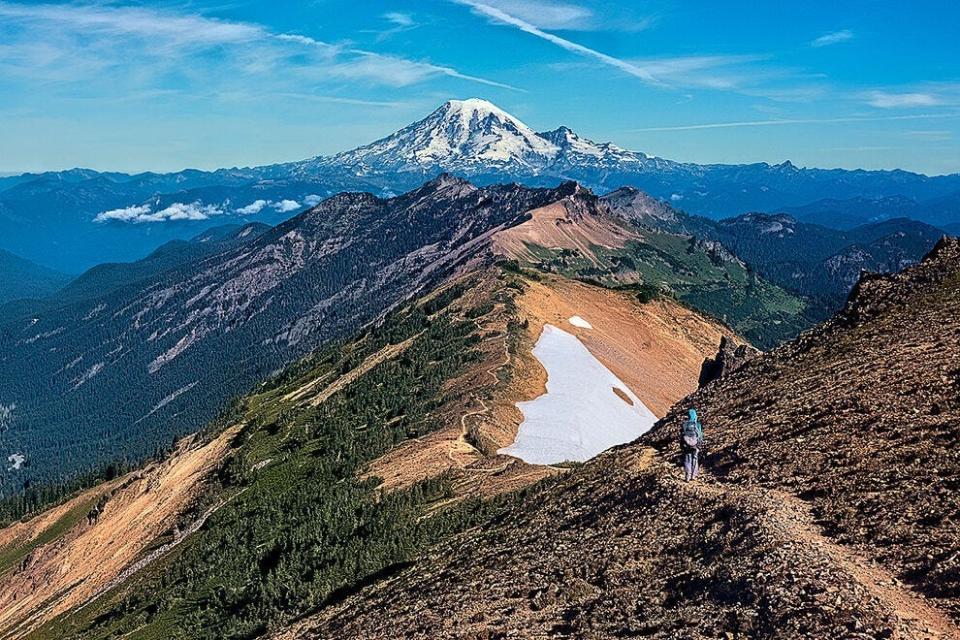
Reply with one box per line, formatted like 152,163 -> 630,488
568,315 -> 592,329
7,453 -> 25,471
499,325 -> 657,465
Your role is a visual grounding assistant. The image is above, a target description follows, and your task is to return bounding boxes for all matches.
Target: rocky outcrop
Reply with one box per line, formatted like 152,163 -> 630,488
697,335 -> 759,387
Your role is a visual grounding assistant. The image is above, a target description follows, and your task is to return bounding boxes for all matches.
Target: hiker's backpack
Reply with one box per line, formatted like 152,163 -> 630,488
681,420 -> 701,449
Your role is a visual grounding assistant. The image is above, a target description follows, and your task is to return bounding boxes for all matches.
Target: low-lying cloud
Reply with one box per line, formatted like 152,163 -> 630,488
96,197 -> 307,223
236,198 -> 305,214
273,199 -> 300,213
95,202 -> 225,223
235,199 -> 268,215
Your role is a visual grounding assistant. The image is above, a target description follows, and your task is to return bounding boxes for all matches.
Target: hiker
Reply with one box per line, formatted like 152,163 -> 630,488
680,408 -> 704,482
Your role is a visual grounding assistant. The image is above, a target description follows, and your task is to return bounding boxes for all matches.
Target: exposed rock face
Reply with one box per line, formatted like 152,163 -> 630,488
280,238 -> 960,639
697,335 -> 759,387
694,237 -> 744,266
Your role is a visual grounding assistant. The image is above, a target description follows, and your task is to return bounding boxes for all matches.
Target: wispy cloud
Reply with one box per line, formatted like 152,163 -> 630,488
811,29 -> 854,47
625,55 -> 769,90
865,91 -> 941,108
454,1 -> 778,91
0,2 -> 263,47
631,113 -> 957,132
464,0 -> 653,31
383,12 -> 414,28
0,2 -> 514,94
337,50 -> 521,90
903,130 -> 953,141
452,0 -> 658,82
471,0 -> 593,30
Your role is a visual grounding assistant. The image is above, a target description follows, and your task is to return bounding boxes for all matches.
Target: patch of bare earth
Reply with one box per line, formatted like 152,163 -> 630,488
0,425 -> 239,639
491,197 -> 637,266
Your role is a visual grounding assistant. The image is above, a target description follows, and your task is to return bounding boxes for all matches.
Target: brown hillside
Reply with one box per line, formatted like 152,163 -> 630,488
0,426 -> 238,638
279,238 -> 960,640
491,189 -> 638,265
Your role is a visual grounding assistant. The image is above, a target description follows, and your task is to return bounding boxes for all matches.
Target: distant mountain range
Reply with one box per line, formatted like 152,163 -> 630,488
779,193 -> 960,230
600,187 -> 945,315
3,98 -> 958,272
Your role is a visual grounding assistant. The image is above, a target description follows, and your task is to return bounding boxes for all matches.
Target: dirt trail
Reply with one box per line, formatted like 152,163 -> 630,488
663,455 -> 960,640
445,309 -> 513,468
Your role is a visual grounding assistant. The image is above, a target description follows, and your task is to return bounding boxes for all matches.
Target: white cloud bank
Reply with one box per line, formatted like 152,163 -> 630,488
235,199 -> 268,215
272,199 -> 301,213
95,202 -> 224,223
96,197 -> 306,223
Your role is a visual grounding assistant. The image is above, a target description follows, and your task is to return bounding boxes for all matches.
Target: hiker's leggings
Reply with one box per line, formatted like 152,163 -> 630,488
683,450 -> 699,480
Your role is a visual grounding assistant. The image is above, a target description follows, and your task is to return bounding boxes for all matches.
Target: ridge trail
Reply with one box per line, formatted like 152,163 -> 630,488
651,451 -> 960,640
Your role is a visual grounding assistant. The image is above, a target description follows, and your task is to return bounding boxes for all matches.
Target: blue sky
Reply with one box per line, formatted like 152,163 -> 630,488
1,0 -> 958,175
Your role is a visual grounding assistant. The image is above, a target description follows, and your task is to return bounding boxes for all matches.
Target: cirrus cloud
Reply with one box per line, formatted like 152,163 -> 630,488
0,1 -> 516,93
865,91 -> 941,109
811,29 -> 854,48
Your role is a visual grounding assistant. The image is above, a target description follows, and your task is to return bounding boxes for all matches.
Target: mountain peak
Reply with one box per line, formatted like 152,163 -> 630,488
311,98 -> 658,180
440,97 -> 512,120
324,98 -> 560,172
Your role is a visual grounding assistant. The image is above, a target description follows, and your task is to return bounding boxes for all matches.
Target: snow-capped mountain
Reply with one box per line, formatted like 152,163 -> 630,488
324,98 -> 561,172
290,98 -> 668,179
